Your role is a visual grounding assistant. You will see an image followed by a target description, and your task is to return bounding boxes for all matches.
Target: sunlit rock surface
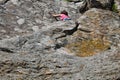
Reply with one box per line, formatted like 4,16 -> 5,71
0,0 -> 120,80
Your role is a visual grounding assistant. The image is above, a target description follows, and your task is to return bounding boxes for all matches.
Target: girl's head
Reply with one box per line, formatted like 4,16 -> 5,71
61,10 -> 68,16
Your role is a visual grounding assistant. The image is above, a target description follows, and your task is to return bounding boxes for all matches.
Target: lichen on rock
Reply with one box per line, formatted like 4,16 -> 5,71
66,38 -> 110,57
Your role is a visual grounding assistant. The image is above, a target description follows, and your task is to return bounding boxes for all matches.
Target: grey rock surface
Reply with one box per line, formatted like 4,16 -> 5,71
0,0 -> 120,80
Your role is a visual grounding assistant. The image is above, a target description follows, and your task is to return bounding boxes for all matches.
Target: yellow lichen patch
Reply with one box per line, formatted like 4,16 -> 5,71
65,38 -> 110,57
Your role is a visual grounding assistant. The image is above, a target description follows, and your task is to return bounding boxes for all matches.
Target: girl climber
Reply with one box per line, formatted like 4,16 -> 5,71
51,10 -> 71,21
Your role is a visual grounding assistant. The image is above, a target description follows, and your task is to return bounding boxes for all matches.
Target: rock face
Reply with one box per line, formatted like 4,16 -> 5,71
0,0 -> 120,80
78,0 -> 120,13
0,0 -> 80,39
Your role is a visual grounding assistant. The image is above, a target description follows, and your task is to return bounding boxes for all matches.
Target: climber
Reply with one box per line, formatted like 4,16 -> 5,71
51,10 -> 71,21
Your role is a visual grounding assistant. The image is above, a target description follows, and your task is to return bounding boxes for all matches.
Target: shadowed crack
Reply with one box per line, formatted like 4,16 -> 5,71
0,47 -> 14,53
56,22 -> 79,40
0,0 -> 10,5
54,22 -> 79,49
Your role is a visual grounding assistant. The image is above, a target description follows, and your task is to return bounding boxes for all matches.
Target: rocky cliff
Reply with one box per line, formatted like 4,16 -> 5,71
0,0 -> 120,80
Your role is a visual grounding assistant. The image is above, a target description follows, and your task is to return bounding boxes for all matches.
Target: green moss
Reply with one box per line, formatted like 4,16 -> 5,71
112,3 -> 119,13
66,38 -> 110,57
